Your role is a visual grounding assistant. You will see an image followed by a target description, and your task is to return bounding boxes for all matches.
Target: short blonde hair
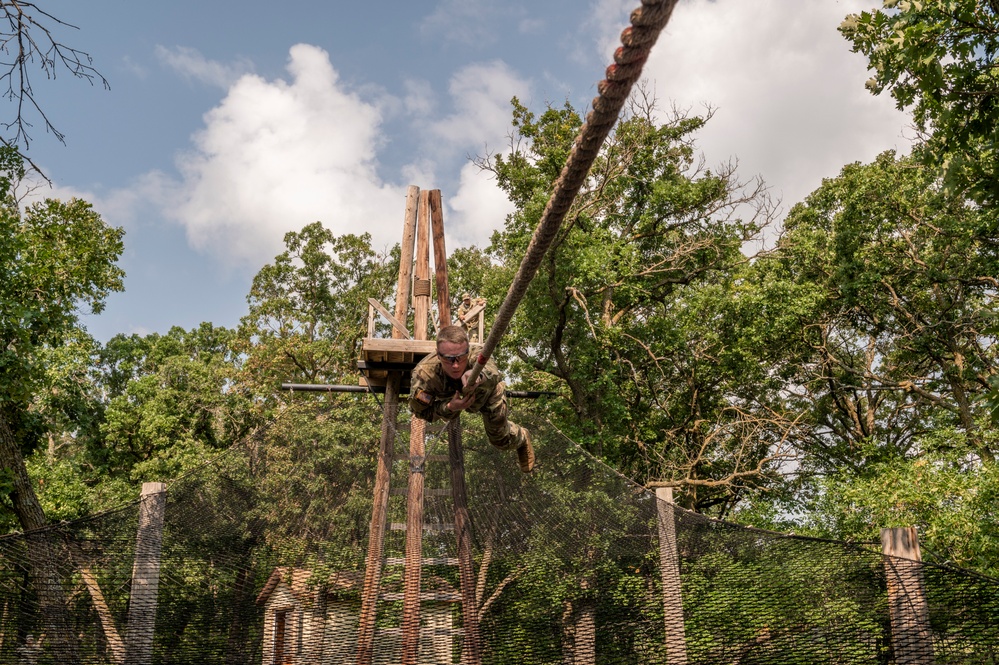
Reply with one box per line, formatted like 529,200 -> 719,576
437,325 -> 468,349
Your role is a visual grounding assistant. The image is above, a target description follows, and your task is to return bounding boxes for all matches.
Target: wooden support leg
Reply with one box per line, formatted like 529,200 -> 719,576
401,417 -> 427,665
450,417 -> 482,665
356,374 -> 400,665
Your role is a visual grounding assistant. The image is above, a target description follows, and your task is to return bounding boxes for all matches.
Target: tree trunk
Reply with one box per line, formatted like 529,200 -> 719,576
79,566 -> 125,664
0,412 -> 80,663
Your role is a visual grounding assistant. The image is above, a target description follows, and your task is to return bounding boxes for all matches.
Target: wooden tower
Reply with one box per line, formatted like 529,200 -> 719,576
355,186 -> 481,665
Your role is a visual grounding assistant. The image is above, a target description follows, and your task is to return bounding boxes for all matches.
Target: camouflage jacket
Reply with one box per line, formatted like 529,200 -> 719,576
408,346 -> 502,422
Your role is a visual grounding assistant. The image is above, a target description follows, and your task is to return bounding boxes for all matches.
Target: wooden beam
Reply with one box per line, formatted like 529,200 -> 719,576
356,375 -> 401,665
401,417 -> 427,665
449,418 -> 482,665
367,298 -> 411,339
394,186 -> 420,338
459,302 -> 486,324
429,189 -> 451,328
361,338 -> 437,354
414,190 -> 431,341
401,189 -> 433,664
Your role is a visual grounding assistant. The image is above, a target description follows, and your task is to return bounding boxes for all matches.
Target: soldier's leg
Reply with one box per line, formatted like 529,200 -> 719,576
479,382 -> 528,451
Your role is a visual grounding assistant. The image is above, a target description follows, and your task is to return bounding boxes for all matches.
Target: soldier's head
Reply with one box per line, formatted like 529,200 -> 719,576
461,292 -> 471,303
436,325 -> 470,379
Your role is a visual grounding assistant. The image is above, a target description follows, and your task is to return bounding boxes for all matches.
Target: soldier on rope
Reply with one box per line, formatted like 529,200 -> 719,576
409,325 -> 534,473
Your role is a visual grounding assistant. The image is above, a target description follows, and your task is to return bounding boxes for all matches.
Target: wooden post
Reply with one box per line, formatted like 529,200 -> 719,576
395,186 -> 420,332
401,191 -> 433,664
413,190 -> 431,341
356,375 -> 401,665
429,189 -> 451,328
881,527 -> 933,665
449,418 -> 482,665
357,187 -> 419,665
125,482 -> 166,665
655,487 -> 687,665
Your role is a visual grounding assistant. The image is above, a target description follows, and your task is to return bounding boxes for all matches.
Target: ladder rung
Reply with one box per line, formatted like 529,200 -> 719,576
395,422 -> 448,434
378,626 -> 465,637
390,453 -> 450,463
389,487 -> 451,496
389,522 -> 455,532
385,557 -> 459,566
380,592 -> 461,602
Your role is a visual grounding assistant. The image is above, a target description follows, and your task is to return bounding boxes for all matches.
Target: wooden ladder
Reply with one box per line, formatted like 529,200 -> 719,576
355,187 -> 481,665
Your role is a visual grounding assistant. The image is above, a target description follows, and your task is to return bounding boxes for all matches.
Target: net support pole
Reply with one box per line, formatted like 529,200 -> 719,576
655,487 -> 688,665
125,481 -> 166,665
881,527 -> 933,665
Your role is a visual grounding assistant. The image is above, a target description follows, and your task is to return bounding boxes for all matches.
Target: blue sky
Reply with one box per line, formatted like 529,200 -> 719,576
24,0 -> 908,343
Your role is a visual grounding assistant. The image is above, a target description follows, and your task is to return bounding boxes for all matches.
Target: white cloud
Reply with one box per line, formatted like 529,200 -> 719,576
427,61 -> 529,156
163,44 -> 407,266
593,0 -> 910,219
448,161 -> 515,248
420,61 -> 529,249
156,45 -> 255,89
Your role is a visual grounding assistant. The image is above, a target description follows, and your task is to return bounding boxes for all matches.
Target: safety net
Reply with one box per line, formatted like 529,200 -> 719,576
1,401 -> 997,664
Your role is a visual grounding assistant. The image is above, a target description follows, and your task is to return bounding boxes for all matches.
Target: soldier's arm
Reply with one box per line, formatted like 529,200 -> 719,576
410,387 -> 461,422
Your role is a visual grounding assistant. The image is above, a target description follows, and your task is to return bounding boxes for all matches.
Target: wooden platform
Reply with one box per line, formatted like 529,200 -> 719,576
358,337 -> 437,388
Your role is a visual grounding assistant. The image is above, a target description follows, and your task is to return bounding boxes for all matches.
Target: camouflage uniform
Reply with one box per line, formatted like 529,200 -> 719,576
408,348 -> 528,452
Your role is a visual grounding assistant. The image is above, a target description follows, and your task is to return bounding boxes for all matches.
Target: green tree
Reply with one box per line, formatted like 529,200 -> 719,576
743,151 -> 999,571
0,147 -> 123,662
841,1 -> 999,200
235,222 -> 396,543
482,95 -> 786,516
237,222 -> 396,397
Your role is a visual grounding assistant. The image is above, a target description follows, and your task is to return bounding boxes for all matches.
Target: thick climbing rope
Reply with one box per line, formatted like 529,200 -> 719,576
464,0 -> 679,386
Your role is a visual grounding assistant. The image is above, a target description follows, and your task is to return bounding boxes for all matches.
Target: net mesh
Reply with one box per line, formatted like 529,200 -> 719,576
1,404 -> 997,664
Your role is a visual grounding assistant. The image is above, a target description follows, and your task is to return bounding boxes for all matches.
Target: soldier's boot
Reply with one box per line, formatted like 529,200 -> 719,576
516,429 -> 535,473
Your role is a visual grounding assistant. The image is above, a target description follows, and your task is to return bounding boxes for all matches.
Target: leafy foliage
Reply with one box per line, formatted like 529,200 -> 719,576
482,95 -> 784,516
841,1 -> 999,200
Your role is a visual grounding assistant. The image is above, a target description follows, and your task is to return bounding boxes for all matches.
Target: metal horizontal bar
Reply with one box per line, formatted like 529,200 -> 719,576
281,382 -> 555,398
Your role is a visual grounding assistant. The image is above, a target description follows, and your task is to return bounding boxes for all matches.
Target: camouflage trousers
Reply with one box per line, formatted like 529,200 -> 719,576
475,381 -> 529,451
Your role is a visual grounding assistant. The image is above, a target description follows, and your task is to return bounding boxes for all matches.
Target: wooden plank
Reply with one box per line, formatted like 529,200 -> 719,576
449,418 -> 483,665
429,189 -> 451,328
355,374 -> 401,665
362,338 -> 437,354
367,298 -> 411,339
459,302 -> 486,324
380,592 -> 460,603
377,626 -> 465,636
385,557 -> 459,567
390,487 -> 451,496
389,522 -> 455,532
656,487 -> 688,665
